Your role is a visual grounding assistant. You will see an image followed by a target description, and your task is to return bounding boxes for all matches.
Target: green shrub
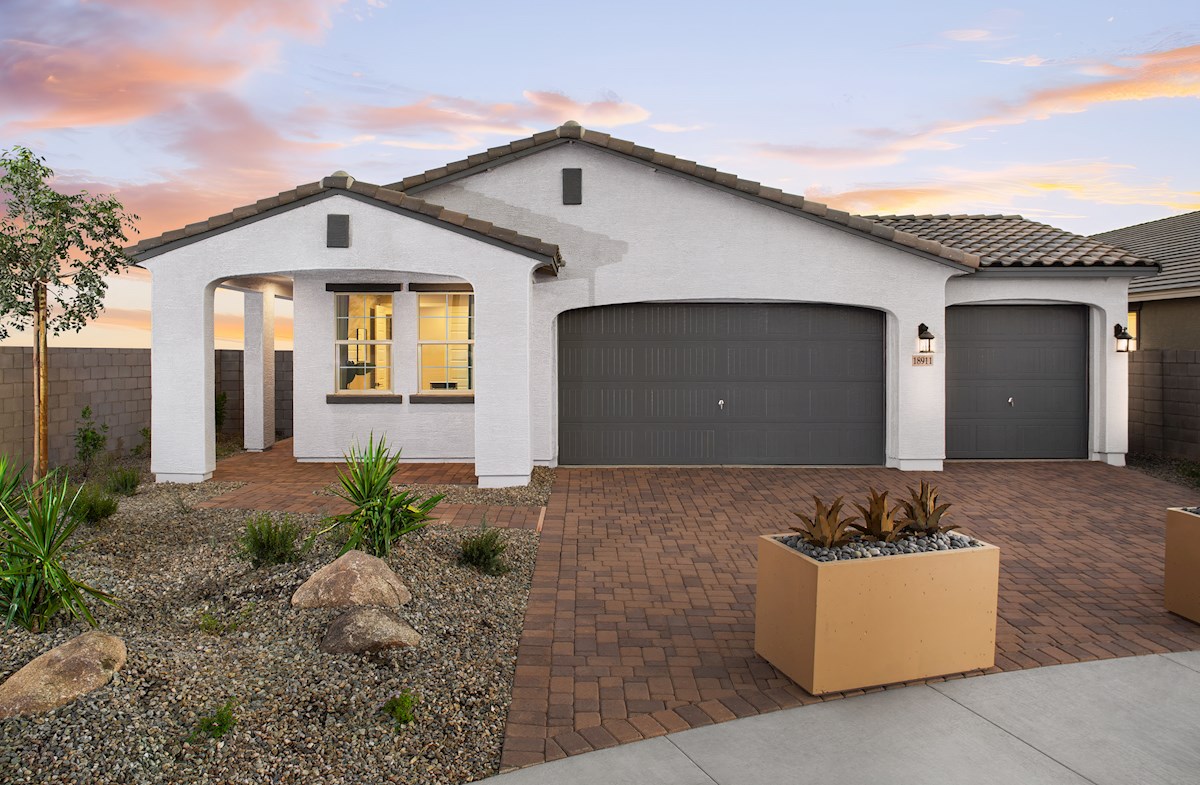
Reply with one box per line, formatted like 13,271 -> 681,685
104,467 -> 140,496
69,483 -> 119,524
189,699 -> 237,742
131,427 -> 151,458
314,434 -> 444,558
383,691 -> 417,730
459,520 -> 510,575
238,514 -> 303,567
73,406 -> 109,476
214,392 -> 228,432
0,472 -> 119,632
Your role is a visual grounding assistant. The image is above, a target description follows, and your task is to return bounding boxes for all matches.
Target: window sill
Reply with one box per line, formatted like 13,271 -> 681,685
409,394 -> 475,404
326,394 -> 404,404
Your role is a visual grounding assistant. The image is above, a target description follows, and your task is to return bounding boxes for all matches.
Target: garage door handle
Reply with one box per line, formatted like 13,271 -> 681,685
718,399 -> 725,410
1008,397 -> 1014,407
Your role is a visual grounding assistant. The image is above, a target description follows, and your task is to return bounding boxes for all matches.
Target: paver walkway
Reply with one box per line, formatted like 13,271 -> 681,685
196,439 -> 542,529
500,462 -> 1200,770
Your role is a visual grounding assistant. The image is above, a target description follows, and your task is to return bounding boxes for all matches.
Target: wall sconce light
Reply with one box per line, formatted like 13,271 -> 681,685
917,323 -> 936,353
1114,324 -> 1134,353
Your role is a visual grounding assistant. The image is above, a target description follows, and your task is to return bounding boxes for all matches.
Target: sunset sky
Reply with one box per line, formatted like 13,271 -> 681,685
2,0 -> 1198,348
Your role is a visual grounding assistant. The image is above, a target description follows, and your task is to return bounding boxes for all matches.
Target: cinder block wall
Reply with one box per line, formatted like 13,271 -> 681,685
1130,349 -> 1200,460
0,348 -> 294,467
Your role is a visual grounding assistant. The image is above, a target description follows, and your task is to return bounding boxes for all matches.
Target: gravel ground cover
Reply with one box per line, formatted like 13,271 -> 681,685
1127,453 -> 1200,493
322,466 -> 556,508
0,479 -> 538,784
778,530 -> 983,561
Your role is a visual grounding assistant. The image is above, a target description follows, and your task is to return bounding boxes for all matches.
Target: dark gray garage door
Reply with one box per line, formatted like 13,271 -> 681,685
946,305 -> 1088,459
558,303 -> 885,465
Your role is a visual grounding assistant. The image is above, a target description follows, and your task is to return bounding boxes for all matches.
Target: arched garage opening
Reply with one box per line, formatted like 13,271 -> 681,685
556,302 -> 886,465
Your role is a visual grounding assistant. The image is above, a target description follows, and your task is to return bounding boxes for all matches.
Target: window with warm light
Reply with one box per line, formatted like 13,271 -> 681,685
418,293 -> 474,393
334,293 -> 393,392
1127,309 -> 1139,349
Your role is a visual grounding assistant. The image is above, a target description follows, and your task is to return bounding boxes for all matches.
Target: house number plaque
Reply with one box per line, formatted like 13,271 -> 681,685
912,355 -> 934,366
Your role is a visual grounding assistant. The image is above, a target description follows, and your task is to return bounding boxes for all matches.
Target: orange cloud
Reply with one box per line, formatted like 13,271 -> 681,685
757,44 -> 1200,168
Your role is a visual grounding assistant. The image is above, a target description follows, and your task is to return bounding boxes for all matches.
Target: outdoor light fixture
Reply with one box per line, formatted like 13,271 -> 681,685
917,323 -> 936,353
1114,324 -> 1134,353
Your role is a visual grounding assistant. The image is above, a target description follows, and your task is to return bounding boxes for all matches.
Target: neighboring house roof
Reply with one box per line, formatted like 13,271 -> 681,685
865,214 -> 1158,269
1092,211 -> 1200,295
125,173 -> 563,271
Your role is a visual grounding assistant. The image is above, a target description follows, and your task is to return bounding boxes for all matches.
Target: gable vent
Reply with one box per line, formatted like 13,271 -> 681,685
562,168 -> 582,205
327,214 -> 350,247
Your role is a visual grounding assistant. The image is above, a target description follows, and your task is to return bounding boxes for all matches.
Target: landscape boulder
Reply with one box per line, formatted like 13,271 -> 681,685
291,550 -> 412,609
0,631 -> 126,720
320,607 -> 422,654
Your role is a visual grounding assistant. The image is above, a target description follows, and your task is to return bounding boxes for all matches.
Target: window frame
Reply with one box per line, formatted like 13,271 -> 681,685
416,291 -> 475,396
332,291 -> 395,395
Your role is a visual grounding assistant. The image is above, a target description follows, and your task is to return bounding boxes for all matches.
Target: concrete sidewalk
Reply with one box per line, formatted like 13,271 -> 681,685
481,652 -> 1200,785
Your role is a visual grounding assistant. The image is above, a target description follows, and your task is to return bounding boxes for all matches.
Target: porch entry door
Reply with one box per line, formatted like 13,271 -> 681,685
946,304 -> 1088,459
557,302 -> 886,465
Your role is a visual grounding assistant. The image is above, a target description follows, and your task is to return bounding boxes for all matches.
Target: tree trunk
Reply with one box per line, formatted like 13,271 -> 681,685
32,282 -> 49,481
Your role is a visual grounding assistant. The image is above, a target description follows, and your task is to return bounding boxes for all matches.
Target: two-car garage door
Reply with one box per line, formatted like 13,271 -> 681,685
558,303 -> 886,465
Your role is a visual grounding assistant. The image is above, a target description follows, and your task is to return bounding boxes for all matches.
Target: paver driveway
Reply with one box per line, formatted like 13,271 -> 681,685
500,462 -> 1200,770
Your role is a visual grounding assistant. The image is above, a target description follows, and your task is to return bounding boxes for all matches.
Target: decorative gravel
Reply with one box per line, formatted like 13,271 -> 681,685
1184,507 -> 1200,515
0,479 -> 538,784
778,530 -> 984,562
1126,452 -> 1200,493
322,466 -> 556,508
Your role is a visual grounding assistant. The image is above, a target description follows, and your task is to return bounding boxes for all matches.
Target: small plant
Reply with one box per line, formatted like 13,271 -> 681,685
459,520 -> 509,575
68,483 -> 119,524
851,489 -> 906,543
214,392 -> 228,432
189,698 -> 237,742
104,467 -> 140,496
791,496 -> 858,549
198,603 -> 255,635
897,480 -> 956,536
73,406 -> 109,477
131,427 -> 151,458
238,514 -> 304,567
313,434 -> 444,558
0,472 -> 119,632
383,691 -> 417,730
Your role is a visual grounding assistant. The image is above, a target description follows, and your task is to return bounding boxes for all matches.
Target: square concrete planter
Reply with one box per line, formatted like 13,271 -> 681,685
1165,507 -> 1200,624
754,534 -> 1000,696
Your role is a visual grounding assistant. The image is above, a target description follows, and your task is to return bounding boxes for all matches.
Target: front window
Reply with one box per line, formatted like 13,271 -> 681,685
1127,308 -> 1139,350
334,293 -> 393,392
418,293 -> 474,392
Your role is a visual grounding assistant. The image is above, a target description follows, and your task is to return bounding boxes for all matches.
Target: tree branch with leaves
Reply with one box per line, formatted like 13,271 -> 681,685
0,147 -> 138,479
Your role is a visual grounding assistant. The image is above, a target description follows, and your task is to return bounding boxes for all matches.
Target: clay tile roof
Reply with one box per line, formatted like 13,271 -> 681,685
865,214 -> 1158,269
125,175 -> 562,270
1093,210 -> 1200,293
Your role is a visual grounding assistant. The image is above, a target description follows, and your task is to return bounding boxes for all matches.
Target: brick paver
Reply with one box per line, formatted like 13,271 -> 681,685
500,462 -> 1200,770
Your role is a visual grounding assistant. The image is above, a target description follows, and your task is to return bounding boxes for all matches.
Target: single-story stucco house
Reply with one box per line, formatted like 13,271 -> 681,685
127,122 -> 1159,487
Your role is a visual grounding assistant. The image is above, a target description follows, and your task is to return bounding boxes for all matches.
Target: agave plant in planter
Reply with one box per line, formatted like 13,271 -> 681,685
755,483 -> 1000,695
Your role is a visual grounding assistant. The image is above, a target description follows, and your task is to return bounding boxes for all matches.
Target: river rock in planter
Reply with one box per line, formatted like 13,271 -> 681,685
320,607 -> 422,654
291,550 -> 412,609
0,631 -> 126,720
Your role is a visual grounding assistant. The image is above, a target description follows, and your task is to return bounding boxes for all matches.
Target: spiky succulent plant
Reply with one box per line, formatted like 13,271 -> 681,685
851,488 -> 907,542
897,480 -> 956,535
790,495 -> 858,549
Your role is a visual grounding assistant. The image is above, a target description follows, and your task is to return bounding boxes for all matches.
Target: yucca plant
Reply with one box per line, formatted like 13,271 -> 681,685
791,495 -> 858,549
0,457 -> 23,513
852,488 -> 907,542
0,471 -> 119,632
238,514 -> 304,567
897,480 -> 957,536
313,434 -> 444,558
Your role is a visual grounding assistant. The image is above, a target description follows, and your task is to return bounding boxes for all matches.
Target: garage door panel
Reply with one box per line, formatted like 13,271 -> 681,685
559,303 -> 885,465
946,305 -> 1087,459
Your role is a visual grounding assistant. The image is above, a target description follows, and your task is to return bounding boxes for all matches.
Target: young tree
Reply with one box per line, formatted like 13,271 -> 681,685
0,147 -> 138,479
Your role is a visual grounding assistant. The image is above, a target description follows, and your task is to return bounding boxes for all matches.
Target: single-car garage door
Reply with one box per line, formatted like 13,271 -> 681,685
946,305 -> 1088,459
557,303 -> 885,465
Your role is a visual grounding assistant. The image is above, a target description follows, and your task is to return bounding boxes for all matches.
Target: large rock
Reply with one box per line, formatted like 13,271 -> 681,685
320,607 -> 421,654
291,550 -> 412,609
0,631 -> 126,720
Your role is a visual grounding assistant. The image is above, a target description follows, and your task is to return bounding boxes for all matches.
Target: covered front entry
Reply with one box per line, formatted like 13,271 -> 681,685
946,304 -> 1088,459
557,302 -> 886,465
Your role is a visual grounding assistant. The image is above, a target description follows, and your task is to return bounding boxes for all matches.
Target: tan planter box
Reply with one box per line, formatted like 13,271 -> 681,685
1165,507 -> 1200,623
754,534 -> 1000,695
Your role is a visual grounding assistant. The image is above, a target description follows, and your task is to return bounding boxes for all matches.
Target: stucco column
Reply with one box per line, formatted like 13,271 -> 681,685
473,273 -> 533,487
888,308 -> 947,471
151,275 -> 216,482
243,290 -> 276,452
1091,299 -> 1129,465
